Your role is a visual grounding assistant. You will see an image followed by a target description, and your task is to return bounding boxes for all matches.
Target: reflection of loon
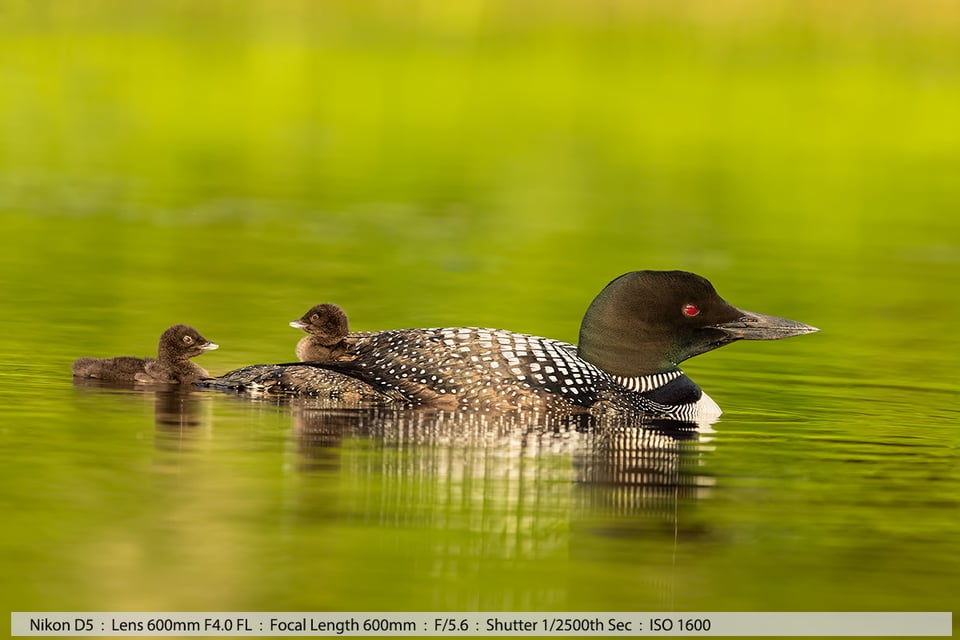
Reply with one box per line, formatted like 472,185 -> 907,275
291,409 -> 707,513
205,271 -> 817,418
287,407 -> 710,609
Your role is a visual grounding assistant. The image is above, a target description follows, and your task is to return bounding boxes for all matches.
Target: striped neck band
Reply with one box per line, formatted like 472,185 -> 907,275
612,369 -> 683,393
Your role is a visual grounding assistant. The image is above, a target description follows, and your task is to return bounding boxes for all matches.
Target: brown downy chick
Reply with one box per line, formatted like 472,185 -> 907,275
72,324 -> 218,384
290,303 -> 352,363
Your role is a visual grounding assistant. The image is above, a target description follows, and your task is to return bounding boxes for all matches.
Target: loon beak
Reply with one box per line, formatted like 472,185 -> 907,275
202,342 -> 220,351
716,310 -> 819,341
290,321 -> 307,330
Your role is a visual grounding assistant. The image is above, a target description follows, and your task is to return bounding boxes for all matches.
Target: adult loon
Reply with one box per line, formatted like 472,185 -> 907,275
72,324 -> 219,384
205,271 -> 817,418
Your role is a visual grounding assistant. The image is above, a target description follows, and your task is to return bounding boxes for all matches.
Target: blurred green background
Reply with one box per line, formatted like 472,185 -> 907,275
0,0 -> 958,626
2,1 -> 958,362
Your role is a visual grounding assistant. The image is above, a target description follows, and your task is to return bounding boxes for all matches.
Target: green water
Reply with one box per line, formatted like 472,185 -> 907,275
1,0 -> 959,630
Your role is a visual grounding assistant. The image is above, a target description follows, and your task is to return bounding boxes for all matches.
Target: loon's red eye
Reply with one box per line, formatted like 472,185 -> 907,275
682,304 -> 700,317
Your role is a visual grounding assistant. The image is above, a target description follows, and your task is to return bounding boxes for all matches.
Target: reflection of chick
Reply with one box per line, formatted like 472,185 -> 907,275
290,303 -> 352,363
72,324 -> 219,384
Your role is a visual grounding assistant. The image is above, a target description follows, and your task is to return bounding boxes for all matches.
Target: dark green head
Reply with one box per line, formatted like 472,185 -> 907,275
577,270 -> 818,377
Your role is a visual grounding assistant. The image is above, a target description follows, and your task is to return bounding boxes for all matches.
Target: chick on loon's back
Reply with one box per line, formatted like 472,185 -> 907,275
202,303 -> 391,403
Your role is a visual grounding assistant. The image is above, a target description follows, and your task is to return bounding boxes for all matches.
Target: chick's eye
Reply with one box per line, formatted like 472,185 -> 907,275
682,304 -> 700,317
182,335 -> 194,344
310,314 -> 319,323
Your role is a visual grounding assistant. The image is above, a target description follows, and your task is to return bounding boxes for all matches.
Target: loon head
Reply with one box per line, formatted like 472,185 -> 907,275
158,324 -> 219,362
290,303 -> 350,347
577,270 -> 818,377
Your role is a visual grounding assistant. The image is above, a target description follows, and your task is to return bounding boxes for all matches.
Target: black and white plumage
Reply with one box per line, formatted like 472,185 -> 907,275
324,327 -> 608,411
206,362 -> 393,404
317,327 -> 732,420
